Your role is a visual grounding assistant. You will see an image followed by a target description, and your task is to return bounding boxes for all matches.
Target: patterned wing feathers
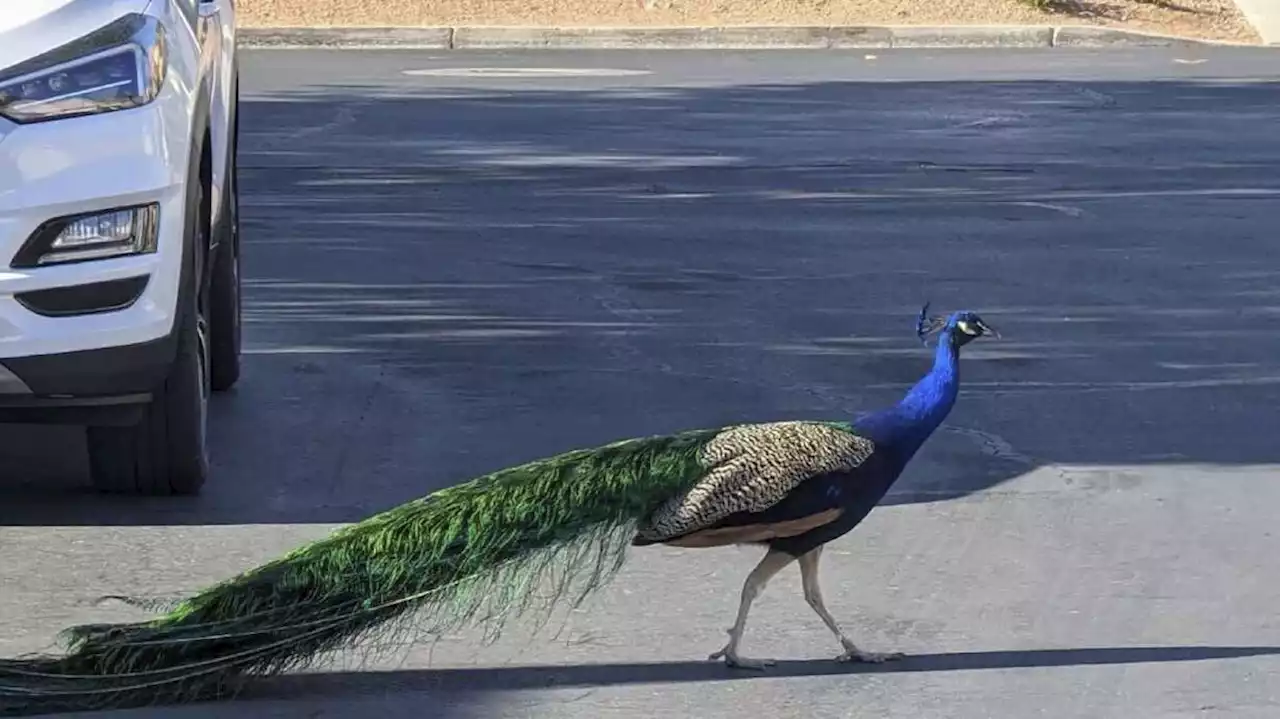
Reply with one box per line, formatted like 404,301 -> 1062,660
633,421 -> 875,543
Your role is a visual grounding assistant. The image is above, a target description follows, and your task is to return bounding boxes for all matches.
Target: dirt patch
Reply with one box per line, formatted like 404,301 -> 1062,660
239,0 -> 1260,44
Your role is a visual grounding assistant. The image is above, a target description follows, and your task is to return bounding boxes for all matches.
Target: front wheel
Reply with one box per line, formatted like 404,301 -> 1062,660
86,182 -> 212,496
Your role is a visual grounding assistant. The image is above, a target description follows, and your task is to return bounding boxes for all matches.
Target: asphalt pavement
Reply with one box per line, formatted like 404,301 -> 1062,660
3,46 -> 1280,717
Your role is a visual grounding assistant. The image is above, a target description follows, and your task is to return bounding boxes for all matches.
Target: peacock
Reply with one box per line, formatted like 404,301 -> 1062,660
0,303 -> 997,716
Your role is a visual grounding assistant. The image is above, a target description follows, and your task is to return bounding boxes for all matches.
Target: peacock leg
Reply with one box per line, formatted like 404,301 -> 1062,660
708,548 -> 795,670
798,546 -> 904,664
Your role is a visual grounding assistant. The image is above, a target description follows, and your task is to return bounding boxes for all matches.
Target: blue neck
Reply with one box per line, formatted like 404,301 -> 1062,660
853,330 -> 961,463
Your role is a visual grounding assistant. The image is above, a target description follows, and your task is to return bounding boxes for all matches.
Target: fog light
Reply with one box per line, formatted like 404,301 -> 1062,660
13,204 -> 159,268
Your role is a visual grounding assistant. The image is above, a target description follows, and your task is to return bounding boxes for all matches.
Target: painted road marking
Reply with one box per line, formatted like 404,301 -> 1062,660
403,67 -> 653,78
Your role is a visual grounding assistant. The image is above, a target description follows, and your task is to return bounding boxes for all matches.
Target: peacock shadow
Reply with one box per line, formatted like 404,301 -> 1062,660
245,645 -> 1280,704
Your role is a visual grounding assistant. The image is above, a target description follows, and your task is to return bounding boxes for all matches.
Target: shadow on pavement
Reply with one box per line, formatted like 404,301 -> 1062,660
250,645 -> 1280,699
0,75 -> 1278,526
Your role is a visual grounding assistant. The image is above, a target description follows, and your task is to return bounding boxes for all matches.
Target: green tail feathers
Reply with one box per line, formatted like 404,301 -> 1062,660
0,427 -> 723,716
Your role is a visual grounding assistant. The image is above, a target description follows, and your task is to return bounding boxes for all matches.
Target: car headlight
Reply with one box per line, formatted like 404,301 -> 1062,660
0,13 -> 167,124
12,204 -> 160,268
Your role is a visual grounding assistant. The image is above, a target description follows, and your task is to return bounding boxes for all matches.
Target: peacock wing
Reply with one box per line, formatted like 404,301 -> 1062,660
632,420 -> 875,544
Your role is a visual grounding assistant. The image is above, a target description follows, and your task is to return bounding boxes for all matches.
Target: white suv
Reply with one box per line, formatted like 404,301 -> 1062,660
0,0 -> 241,495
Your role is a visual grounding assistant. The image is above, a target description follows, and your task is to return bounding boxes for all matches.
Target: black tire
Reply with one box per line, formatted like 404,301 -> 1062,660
209,80 -> 242,393
86,180 -> 212,496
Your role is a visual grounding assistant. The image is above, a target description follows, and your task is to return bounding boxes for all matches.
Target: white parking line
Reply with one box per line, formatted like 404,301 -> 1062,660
402,67 -> 653,78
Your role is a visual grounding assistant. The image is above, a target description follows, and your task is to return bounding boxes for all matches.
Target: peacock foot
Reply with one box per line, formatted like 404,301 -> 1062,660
836,648 -> 906,664
708,645 -> 776,670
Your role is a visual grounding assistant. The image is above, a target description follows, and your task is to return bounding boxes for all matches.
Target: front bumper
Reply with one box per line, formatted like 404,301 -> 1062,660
0,83 -> 192,419
0,332 -> 178,424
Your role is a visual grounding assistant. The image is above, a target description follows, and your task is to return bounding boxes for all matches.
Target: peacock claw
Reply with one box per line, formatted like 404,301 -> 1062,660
708,647 -> 776,670
836,649 -> 906,664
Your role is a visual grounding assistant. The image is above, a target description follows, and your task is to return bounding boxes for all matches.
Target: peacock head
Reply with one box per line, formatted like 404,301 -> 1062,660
915,302 -> 999,349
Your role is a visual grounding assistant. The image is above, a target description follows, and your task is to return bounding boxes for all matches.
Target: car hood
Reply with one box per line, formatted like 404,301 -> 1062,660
0,0 -> 154,76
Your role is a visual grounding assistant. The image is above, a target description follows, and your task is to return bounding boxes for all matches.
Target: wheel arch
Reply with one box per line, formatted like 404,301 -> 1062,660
166,71 -> 214,370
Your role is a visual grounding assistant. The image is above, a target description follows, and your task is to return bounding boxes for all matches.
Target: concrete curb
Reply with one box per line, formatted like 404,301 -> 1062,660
239,25 -> 1265,50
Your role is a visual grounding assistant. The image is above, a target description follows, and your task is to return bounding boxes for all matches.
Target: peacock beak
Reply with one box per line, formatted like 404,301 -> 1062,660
976,320 -> 1001,339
